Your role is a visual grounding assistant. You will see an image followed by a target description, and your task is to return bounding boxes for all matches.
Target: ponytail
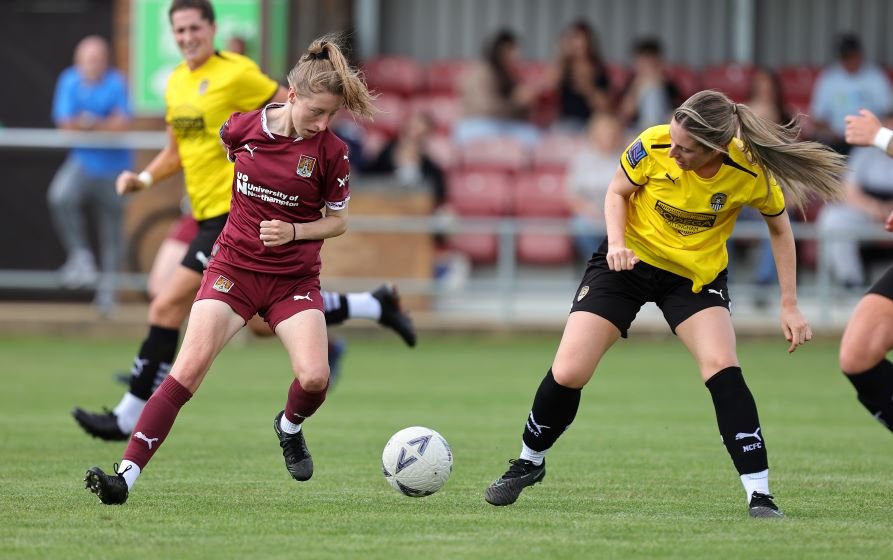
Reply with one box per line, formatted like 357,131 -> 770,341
286,33 -> 378,119
674,90 -> 846,214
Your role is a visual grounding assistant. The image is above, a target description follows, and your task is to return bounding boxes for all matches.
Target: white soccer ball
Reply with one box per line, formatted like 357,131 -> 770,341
381,426 -> 453,497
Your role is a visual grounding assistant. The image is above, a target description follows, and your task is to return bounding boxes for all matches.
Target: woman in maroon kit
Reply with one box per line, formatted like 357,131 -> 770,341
84,35 -> 377,504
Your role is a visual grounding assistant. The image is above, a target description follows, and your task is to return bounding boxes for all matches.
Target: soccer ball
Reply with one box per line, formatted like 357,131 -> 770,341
381,426 -> 452,497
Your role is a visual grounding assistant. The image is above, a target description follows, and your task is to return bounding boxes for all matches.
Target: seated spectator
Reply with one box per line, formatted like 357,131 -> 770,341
817,125 -> 893,288
330,115 -> 367,168
810,33 -> 893,154
617,37 -> 682,132
743,67 -> 794,296
453,29 -> 541,147
748,67 -> 793,126
565,114 -> 625,260
365,111 -> 446,208
546,19 -> 613,132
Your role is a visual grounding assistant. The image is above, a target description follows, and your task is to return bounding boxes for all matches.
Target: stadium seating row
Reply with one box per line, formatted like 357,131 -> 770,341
361,56 -> 878,109
360,57 -> 893,267
355,60 -> 865,153
445,167 -> 576,266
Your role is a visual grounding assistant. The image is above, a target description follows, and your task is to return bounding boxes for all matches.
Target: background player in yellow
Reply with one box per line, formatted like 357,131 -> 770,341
484,90 -> 846,518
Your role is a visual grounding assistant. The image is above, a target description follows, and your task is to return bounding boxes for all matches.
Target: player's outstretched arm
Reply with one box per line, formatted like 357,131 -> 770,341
116,127 -> 182,195
845,109 -> 893,156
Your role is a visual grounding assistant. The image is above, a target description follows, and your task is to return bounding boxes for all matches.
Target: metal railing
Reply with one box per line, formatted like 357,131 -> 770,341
2,128 -> 891,325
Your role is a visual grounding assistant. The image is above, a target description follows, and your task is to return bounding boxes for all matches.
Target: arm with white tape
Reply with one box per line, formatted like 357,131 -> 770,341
115,126 -> 183,195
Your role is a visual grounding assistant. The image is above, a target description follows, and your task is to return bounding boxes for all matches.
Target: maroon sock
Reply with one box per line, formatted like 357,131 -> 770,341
284,378 -> 328,424
122,376 -> 193,468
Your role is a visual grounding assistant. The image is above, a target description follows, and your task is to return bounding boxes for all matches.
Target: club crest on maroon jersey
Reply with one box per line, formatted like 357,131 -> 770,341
212,275 -> 234,293
297,155 -> 317,178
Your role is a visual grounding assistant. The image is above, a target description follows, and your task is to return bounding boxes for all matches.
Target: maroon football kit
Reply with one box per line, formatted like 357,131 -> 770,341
195,104 -> 351,329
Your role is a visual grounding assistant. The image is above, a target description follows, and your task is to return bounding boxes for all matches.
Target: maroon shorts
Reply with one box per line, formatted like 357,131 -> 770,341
195,259 -> 322,331
167,214 -> 199,244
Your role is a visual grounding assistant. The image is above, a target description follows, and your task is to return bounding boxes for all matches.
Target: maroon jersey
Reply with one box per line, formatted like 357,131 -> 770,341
216,105 -> 350,276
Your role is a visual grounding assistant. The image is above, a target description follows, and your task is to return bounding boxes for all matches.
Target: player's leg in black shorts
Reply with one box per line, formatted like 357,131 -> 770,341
181,215 -> 228,273
570,243 -> 656,337
656,268 -> 731,333
866,264 -> 893,300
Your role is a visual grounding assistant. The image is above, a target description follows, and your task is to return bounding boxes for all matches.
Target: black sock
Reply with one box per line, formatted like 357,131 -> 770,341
844,359 -> 893,432
128,326 -> 179,400
705,366 -> 768,475
521,369 -> 582,453
322,292 -> 349,325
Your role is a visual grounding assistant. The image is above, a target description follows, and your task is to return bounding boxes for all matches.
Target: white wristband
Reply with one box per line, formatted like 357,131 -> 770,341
137,170 -> 154,189
873,127 -> 893,152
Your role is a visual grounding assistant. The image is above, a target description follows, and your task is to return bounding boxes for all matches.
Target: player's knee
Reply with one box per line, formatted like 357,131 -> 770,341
551,366 -> 591,389
148,293 -> 190,327
839,342 -> 881,374
700,359 -> 739,381
296,364 -> 330,391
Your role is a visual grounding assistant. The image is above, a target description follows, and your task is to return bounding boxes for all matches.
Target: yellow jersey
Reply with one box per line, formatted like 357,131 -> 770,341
619,124 -> 785,292
165,51 -> 279,220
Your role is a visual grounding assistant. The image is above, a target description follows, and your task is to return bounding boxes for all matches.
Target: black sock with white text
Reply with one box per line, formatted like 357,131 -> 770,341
521,369 -> 582,453
706,366 -> 768,475
127,326 -> 178,400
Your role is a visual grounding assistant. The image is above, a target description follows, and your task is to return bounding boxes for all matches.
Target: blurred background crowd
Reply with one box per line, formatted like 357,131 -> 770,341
1,0 -> 892,328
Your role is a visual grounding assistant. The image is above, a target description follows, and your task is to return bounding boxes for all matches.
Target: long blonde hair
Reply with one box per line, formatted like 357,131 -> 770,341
286,34 -> 378,119
673,90 -> 846,214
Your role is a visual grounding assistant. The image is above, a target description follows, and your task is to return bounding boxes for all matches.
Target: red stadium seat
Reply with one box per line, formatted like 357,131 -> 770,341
446,170 -> 512,216
366,94 -> 408,137
532,133 -> 586,172
362,56 -> 423,97
447,233 -> 499,264
517,60 -> 552,89
425,133 -> 459,170
410,94 -> 462,135
514,171 -> 573,265
361,127 -> 390,162
777,65 -> 820,110
605,62 -> 631,94
459,137 -> 530,173
444,170 -> 513,264
425,58 -> 471,95
513,171 -> 569,217
700,63 -> 755,102
517,233 -> 574,265
665,64 -> 701,98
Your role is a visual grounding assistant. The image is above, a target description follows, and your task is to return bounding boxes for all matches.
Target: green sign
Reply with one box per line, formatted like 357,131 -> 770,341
130,0 -> 282,115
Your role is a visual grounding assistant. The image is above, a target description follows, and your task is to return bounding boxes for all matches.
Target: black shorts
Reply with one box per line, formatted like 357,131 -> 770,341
867,264 -> 893,300
181,214 -> 229,274
570,241 -> 731,337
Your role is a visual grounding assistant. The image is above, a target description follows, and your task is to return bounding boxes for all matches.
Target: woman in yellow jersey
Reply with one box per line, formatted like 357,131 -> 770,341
838,108 -> 893,433
485,89 -> 846,517
72,0 -> 415,444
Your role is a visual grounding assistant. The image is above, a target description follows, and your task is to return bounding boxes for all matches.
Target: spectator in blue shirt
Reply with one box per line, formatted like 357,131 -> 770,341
48,35 -> 134,315
810,33 -> 893,155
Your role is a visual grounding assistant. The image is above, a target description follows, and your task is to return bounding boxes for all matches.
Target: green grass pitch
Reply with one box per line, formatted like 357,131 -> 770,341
1,332 -> 891,559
